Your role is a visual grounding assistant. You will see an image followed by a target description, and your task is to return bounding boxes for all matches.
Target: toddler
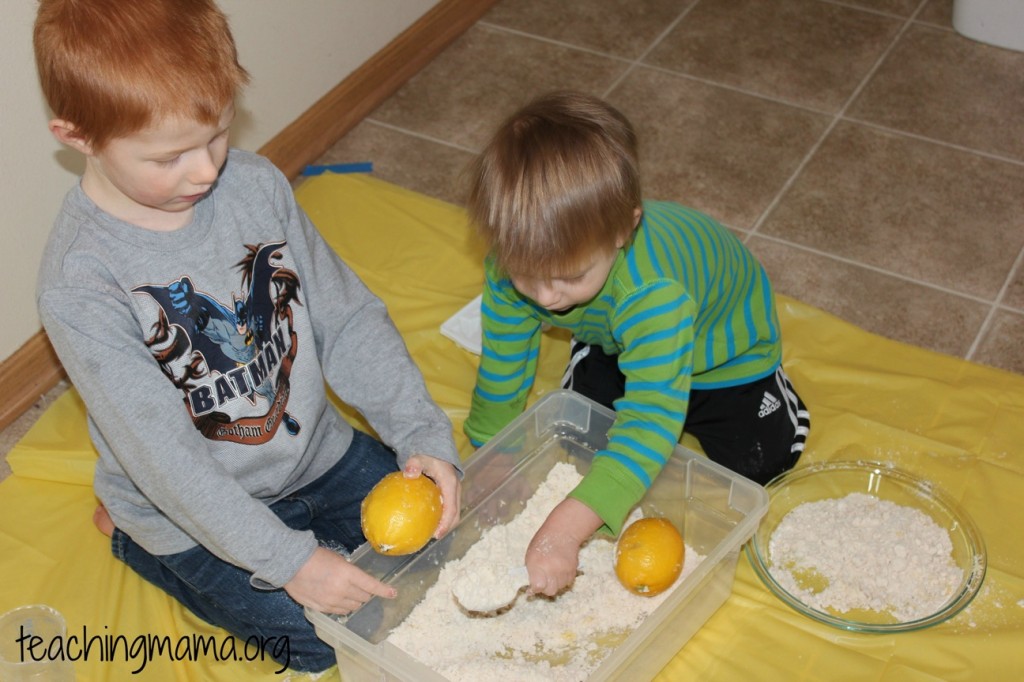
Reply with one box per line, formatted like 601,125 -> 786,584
463,91 -> 809,597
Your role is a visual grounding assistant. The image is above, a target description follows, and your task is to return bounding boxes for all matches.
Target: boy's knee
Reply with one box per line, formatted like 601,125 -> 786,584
705,436 -> 802,486
737,441 -> 802,485
739,386 -> 809,485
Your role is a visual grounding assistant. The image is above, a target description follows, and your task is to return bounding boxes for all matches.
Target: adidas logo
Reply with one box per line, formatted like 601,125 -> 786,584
758,392 -> 781,418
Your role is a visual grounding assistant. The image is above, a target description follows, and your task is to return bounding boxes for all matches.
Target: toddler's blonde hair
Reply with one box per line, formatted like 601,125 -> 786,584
467,91 -> 642,278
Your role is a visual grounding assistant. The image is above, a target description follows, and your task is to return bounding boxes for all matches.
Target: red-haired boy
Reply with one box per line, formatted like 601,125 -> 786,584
34,0 -> 462,672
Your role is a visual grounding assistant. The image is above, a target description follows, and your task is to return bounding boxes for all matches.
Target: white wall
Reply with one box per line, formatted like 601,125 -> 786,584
0,0 -> 435,361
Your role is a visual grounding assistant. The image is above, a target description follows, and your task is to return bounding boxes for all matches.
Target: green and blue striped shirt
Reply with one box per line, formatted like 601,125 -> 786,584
465,201 -> 782,534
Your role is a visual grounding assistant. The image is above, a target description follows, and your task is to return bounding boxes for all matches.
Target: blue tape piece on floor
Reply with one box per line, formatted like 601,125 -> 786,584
301,162 -> 374,176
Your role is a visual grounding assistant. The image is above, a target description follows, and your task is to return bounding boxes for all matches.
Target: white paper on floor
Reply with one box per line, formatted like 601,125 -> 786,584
440,294 -> 483,355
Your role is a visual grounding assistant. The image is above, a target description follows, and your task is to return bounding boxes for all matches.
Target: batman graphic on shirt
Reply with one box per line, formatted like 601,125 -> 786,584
133,240 -> 302,444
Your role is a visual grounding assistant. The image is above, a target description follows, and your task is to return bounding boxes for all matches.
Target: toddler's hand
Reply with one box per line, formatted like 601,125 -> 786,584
404,455 -> 461,538
284,546 -> 395,615
524,498 -> 603,596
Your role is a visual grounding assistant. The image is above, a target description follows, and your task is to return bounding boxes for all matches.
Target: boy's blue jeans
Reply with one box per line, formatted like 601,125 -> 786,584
111,429 -> 400,673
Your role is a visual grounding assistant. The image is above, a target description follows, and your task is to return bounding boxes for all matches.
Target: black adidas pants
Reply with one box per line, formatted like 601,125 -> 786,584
562,342 -> 810,485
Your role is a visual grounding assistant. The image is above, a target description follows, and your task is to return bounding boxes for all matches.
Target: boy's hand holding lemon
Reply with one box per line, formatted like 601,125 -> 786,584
361,470 -> 445,555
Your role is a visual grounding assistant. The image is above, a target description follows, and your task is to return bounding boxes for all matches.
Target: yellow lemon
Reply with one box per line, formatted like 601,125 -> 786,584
614,517 -> 685,597
361,471 -> 443,555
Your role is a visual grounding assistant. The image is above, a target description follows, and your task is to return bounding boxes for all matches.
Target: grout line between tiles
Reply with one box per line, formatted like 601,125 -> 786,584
746,2 -> 926,239
965,241 -> 1024,361
478,3 -> 703,102
478,19 -> 837,118
749,231 -> 1006,307
475,21 -> 636,65
636,63 -> 837,116
819,0 -> 953,33
842,117 -> 1024,168
599,1 -> 701,99
818,0 -> 922,21
362,119 -> 481,154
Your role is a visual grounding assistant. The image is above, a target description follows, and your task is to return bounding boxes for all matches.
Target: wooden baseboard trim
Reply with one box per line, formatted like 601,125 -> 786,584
0,331 -> 66,431
259,0 -> 498,179
1,0 -> 496,428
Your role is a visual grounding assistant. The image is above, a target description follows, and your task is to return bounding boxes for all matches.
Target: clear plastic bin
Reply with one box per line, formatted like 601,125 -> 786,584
306,390 -> 769,681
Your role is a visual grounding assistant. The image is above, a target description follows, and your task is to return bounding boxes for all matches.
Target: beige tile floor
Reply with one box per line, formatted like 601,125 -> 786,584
316,0 -> 1024,369
3,0 -> 1023,475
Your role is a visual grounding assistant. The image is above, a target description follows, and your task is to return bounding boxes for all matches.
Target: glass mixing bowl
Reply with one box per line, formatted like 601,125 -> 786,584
746,460 -> 986,633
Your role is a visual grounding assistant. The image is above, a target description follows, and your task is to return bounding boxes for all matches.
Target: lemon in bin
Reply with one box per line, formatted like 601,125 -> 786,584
615,517 -> 685,596
361,471 -> 443,555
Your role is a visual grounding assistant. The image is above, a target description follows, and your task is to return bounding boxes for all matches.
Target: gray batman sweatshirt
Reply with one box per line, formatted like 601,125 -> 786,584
37,150 -> 460,588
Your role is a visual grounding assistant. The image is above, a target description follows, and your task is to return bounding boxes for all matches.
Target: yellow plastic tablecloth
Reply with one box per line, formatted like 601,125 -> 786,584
2,174 -> 1021,681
